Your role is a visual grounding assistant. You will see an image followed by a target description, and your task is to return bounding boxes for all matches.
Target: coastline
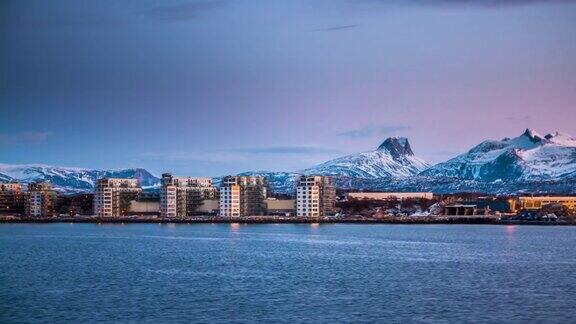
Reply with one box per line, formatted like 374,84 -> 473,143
1,216 -> 573,226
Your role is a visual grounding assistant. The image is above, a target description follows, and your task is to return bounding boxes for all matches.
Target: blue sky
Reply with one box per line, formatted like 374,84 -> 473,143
1,0 -> 576,176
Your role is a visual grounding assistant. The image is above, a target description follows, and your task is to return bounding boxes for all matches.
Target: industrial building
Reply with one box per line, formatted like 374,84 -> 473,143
444,199 -> 514,216
347,192 -> 433,201
519,196 -> 576,210
444,204 -> 489,216
265,198 -> 295,216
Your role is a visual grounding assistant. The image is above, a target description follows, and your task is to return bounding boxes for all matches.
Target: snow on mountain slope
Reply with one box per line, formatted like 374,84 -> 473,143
0,172 -> 15,183
422,129 -> 576,182
301,137 -> 430,178
5,130 -> 575,195
0,163 -> 160,193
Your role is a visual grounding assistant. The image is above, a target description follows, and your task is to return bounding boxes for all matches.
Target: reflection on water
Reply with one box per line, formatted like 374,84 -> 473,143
1,224 -> 575,323
505,225 -> 517,236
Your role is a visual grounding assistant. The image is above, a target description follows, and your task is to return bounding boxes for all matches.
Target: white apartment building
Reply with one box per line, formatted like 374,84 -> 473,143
27,191 -> 44,217
219,176 -> 267,217
219,185 -> 241,217
160,173 -> 217,218
296,176 -> 336,217
94,178 -> 142,217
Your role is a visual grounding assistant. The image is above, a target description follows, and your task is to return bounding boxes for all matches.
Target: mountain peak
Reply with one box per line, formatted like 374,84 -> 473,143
423,128 -> 576,182
522,128 -> 544,143
377,137 -> 414,157
300,136 -> 428,179
378,137 -> 414,157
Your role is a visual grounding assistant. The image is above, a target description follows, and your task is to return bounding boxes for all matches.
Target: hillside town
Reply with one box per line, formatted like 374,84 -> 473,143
1,174 -> 575,224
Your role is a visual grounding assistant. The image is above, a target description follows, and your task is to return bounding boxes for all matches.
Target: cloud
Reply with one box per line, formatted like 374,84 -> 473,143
338,125 -> 410,139
141,146 -> 340,165
313,24 -> 358,32
144,0 -> 229,21
140,151 -> 238,164
0,131 -> 51,145
505,115 -> 532,122
229,146 -> 342,155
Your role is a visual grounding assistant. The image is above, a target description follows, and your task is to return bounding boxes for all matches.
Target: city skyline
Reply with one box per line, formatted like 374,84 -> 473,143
2,0 -> 576,176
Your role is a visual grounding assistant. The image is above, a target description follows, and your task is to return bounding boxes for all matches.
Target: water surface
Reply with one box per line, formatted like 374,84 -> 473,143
1,224 -> 575,323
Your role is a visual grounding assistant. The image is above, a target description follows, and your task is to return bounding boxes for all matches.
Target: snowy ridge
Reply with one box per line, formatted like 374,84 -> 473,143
218,137 -> 430,193
302,137 -> 430,178
0,163 -> 160,193
422,129 -> 576,182
3,130 -> 576,195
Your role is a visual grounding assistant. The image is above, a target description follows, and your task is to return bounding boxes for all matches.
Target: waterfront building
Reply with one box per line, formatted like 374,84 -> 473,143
296,176 -> 336,217
519,196 -> 576,210
196,199 -> 219,214
94,178 -> 142,217
160,173 -> 217,218
25,182 -> 57,217
347,192 -> 433,201
265,198 -> 295,216
219,176 -> 267,217
444,204 -> 488,216
129,200 -> 160,216
0,183 -> 24,214
444,198 -> 515,216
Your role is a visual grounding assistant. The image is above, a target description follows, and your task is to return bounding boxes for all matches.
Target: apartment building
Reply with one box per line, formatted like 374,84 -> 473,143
0,183 -> 24,214
94,178 -> 142,217
296,176 -> 336,217
160,173 -> 217,218
219,176 -> 267,217
25,182 -> 57,217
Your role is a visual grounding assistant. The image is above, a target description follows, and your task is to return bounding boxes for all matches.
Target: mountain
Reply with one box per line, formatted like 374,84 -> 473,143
4,130 -> 576,195
422,129 -> 576,182
301,137 -> 429,178
322,175 -> 576,195
242,131 -> 576,194
218,137 -> 430,194
0,163 -> 160,193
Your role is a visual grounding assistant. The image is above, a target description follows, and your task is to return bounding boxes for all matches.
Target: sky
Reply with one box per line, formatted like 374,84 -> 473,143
1,0 -> 576,176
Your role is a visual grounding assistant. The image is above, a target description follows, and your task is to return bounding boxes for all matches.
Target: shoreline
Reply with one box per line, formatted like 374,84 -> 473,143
0,216 -> 573,226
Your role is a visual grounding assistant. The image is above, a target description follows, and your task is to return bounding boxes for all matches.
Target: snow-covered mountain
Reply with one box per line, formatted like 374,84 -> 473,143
3,130 -> 576,195
302,137 -> 429,178
422,129 -> 576,182
240,131 -> 576,194
216,137 -> 430,194
0,163 -> 160,193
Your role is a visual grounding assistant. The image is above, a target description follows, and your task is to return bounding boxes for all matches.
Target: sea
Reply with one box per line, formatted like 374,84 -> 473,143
1,223 -> 575,323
